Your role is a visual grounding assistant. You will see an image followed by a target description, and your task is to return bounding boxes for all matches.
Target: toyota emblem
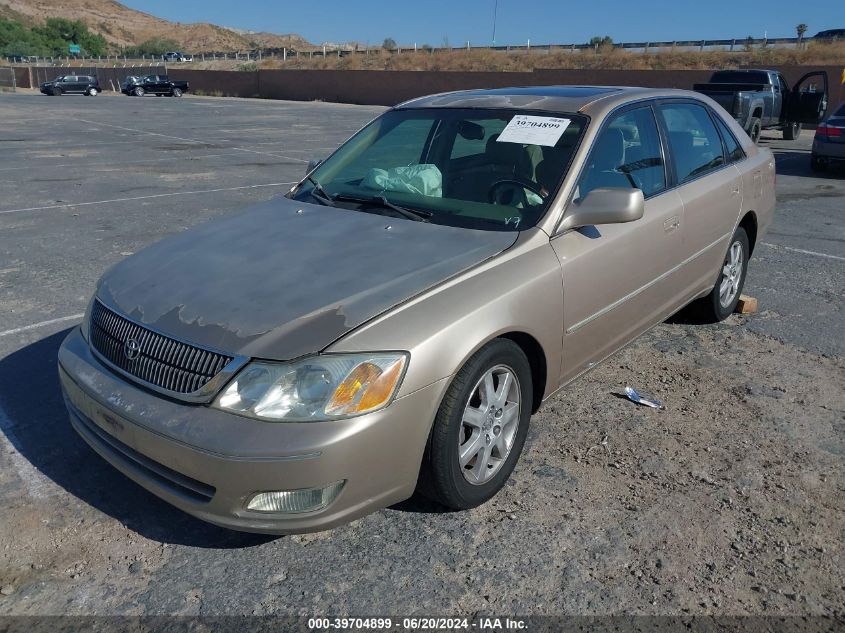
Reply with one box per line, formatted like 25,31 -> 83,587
124,337 -> 141,361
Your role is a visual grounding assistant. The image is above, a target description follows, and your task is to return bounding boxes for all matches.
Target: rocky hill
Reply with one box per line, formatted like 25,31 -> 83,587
0,0 -> 312,51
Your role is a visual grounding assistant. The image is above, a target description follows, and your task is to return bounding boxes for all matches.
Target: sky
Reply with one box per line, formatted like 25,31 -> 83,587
121,0 -> 839,47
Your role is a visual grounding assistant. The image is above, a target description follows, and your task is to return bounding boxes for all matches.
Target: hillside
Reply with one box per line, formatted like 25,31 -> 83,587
0,0 -> 312,51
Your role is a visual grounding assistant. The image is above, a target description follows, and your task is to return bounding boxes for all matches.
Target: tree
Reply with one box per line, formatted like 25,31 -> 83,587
588,35 -> 614,51
124,37 -> 181,57
36,18 -> 108,56
796,23 -> 808,44
0,16 -> 107,57
382,37 -> 397,51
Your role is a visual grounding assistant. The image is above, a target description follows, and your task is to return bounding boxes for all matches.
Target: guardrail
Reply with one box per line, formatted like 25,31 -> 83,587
5,35 -> 839,66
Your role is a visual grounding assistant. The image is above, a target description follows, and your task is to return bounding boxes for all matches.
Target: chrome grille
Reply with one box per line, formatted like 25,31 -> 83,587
90,300 -> 235,395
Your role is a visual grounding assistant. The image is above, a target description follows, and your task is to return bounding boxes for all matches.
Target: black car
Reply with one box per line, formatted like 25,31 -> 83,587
40,75 -> 101,96
121,74 -> 188,97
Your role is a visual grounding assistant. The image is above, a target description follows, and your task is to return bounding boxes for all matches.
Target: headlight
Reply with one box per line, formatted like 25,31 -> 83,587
213,352 -> 408,421
80,295 -> 96,343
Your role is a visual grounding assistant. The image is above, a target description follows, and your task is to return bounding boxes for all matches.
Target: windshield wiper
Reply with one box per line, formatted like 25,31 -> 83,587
305,176 -> 336,207
333,193 -> 432,222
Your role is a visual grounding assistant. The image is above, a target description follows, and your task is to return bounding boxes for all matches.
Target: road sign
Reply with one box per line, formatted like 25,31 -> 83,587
69,44 -> 81,54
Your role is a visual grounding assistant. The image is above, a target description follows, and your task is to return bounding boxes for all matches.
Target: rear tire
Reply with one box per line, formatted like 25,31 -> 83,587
695,227 -> 750,323
418,339 -> 532,510
748,118 -> 762,144
810,156 -> 827,172
782,121 -> 800,140
133,86 -> 145,97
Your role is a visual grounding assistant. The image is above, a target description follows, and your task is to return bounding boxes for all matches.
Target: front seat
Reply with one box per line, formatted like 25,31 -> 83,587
485,134 -> 534,182
580,128 -> 631,197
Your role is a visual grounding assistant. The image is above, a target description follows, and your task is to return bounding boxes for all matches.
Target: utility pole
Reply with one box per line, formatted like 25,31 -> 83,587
492,0 -> 498,46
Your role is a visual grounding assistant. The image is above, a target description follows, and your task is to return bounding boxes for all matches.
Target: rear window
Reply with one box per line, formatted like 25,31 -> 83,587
660,102 -> 726,183
710,71 -> 770,84
834,102 -> 845,117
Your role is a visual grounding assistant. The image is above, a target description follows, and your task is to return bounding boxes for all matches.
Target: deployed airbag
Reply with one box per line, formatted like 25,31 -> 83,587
362,164 -> 443,197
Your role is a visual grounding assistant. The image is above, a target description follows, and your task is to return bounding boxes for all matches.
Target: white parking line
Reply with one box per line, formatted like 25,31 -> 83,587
0,313 -> 84,338
0,151 -> 273,172
0,181 -> 296,216
761,242 -> 845,262
72,118 -> 308,163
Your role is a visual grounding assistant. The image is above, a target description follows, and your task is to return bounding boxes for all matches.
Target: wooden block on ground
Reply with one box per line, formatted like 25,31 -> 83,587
736,294 -> 758,314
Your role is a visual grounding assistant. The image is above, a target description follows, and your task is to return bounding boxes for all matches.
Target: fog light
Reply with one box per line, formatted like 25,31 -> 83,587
246,481 -> 345,514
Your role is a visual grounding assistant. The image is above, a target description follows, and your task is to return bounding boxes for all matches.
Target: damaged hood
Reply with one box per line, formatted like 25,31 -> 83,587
97,196 -> 517,360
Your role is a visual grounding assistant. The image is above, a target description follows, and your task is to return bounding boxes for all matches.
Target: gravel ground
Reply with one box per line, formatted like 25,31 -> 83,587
0,93 -> 843,619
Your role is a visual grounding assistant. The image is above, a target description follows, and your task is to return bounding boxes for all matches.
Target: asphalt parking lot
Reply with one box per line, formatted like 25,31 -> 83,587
0,93 -> 843,618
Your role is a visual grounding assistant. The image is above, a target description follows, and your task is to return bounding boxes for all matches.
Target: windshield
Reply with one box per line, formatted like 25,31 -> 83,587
289,107 -> 587,231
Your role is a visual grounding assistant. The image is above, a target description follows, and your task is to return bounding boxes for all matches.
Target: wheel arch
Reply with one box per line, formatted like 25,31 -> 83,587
739,210 -> 758,256
497,331 -> 547,414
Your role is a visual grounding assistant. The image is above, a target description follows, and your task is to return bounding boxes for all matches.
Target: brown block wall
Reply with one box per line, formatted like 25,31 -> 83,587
13,66 -> 30,89
167,69 -> 260,97
14,64 -> 844,106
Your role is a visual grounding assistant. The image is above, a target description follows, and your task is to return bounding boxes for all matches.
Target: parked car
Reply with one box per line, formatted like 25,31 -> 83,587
59,85 -> 778,534
121,74 -> 188,97
40,75 -> 101,96
694,69 -> 828,141
811,101 -> 845,171
163,51 -> 192,62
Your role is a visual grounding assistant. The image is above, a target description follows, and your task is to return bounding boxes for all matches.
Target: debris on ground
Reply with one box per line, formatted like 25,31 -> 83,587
623,385 -> 664,409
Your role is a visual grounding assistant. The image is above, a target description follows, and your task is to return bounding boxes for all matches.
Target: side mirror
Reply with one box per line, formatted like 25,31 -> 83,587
306,158 -> 323,175
559,187 -> 644,232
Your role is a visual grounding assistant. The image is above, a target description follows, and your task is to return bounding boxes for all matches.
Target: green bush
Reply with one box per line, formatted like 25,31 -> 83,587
124,37 -> 181,57
0,17 -> 107,57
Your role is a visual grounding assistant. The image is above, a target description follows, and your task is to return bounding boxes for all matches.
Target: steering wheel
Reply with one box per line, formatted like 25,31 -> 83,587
487,179 -> 546,206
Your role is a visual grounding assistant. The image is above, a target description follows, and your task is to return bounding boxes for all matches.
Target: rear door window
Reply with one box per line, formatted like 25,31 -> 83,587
659,103 -> 726,183
712,114 -> 745,163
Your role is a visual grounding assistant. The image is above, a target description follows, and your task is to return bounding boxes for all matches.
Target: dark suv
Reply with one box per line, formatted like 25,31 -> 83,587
40,75 -> 101,96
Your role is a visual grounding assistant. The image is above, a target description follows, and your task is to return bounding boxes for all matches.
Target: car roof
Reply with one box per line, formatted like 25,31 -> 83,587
395,85 -> 705,117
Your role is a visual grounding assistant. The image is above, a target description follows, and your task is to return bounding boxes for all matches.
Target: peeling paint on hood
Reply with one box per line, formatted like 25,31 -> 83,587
97,196 -> 517,360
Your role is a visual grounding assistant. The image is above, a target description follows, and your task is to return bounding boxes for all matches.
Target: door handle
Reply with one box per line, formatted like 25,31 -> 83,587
663,216 -> 680,232
731,187 -> 741,196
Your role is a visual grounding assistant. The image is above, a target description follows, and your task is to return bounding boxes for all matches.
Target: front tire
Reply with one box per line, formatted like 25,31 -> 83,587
133,86 -> 145,97
783,121 -> 800,140
696,227 -> 750,322
748,118 -> 762,144
171,88 -> 183,98
87,87 -> 98,96
419,339 -> 532,510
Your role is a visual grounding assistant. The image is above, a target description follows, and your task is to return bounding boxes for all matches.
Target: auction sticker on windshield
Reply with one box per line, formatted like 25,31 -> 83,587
497,115 -> 571,147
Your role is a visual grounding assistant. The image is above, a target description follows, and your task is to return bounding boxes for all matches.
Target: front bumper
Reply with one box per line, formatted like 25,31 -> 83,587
58,327 -> 447,534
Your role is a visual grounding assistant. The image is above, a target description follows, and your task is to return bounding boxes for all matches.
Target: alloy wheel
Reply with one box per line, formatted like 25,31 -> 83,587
458,364 -> 521,485
719,241 -> 744,308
